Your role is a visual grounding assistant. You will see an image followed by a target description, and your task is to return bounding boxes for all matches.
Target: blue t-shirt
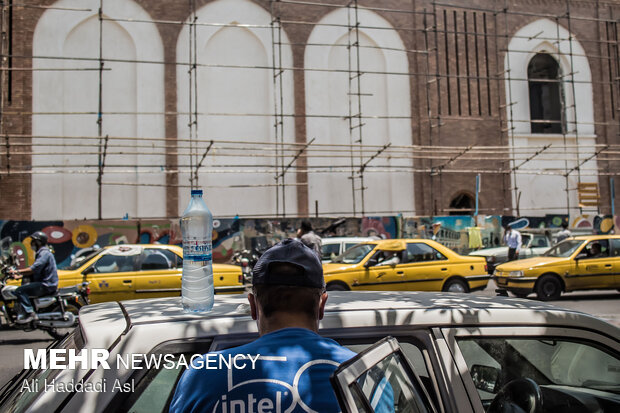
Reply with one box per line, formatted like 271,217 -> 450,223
169,328 -> 356,413
30,247 -> 58,288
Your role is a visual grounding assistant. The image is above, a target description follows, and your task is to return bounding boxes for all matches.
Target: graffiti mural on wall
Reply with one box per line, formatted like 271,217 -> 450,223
501,214 -> 569,230
1,214 -> 614,270
402,216 -> 503,253
572,214 -> 619,234
0,217 -> 365,269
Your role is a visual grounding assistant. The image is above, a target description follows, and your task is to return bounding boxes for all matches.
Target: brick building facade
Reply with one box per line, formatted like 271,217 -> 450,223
0,0 -> 618,220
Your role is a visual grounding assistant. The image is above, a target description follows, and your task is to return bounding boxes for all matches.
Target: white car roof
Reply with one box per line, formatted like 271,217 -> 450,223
77,291 -> 620,350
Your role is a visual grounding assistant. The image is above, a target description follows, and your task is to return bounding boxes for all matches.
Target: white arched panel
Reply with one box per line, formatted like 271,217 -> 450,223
32,0 -> 166,220
305,8 -> 413,216
176,0 -> 296,217
505,19 -> 598,217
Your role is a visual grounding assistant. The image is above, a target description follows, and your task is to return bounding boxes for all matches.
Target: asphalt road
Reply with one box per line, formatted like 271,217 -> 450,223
0,283 -> 618,389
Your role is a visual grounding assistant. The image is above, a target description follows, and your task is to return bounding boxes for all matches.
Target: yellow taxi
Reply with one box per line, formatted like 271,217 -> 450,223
322,239 -> 489,292
53,244 -> 244,304
493,235 -> 620,300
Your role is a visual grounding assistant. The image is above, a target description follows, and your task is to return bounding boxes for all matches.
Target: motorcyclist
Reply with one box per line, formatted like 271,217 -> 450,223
8,231 -> 59,324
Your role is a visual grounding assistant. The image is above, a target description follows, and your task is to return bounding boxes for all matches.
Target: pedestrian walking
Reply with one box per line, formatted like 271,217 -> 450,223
296,220 -> 322,257
555,222 -> 572,243
504,222 -> 522,261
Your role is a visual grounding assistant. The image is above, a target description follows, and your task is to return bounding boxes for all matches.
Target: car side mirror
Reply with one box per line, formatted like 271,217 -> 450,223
82,266 -> 95,276
364,257 -> 378,268
471,364 -> 500,393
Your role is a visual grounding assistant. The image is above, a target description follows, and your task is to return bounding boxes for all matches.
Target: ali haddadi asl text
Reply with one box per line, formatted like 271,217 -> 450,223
21,378 -> 134,393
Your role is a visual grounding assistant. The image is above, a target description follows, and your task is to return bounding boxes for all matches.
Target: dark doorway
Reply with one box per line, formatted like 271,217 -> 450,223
528,53 -> 563,134
449,193 -> 474,215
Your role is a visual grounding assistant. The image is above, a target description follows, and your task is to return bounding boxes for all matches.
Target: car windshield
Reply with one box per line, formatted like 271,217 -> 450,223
0,329 -> 84,412
543,240 -> 584,257
60,248 -> 102,270
332,243 -> 375,264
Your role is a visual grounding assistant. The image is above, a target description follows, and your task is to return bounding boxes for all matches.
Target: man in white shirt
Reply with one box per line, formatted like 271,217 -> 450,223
555,222 -> 572,243
504,222 -> 522,261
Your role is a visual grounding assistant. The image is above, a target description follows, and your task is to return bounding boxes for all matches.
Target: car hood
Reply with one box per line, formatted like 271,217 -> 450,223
57,269 -> 79,276
496,256 -> 567,271
323,262 -> 358,274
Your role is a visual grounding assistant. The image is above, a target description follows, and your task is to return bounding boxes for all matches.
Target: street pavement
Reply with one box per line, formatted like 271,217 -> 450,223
0,283 -> 618,389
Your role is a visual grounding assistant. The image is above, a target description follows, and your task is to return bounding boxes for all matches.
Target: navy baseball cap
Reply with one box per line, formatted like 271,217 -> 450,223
252,238 -> 325,289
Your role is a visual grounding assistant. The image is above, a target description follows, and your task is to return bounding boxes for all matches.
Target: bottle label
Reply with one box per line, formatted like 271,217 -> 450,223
183,240 -> 212,261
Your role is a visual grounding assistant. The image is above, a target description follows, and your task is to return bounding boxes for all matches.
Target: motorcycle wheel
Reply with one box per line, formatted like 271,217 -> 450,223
45,301 -> 81,340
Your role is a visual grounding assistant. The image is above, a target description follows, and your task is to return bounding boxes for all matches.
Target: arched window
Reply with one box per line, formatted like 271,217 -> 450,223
528,53 -> 563,134
449,193 -> 474,215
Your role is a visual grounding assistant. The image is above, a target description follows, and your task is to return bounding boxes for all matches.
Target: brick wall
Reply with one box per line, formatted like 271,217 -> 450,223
1,0 -> 618,219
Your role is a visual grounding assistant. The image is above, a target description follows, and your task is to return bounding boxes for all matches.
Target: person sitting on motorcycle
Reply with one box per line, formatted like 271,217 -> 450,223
8,231 -> 59,324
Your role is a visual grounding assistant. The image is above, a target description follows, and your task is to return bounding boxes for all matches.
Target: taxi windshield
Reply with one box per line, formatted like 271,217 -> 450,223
332,244 -> 375,264
543,240 -> 584,257
60,248 -> 102,270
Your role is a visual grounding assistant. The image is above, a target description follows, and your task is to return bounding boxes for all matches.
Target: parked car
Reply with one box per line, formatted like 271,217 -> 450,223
494,234 -> 620,300
1,292 -> 618,412
469,231 -> 552,274
323,239 -> 489,292
321,236 -> 377,262
7,244 -> 245,304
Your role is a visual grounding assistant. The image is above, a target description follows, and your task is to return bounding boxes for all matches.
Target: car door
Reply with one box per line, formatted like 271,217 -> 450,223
331,336 -> 438,413
84,246 -> 140,303
399,242 -> 450,291
443,326 -> 620,413
572,239 -> 614,290
610,238 -> 620,287
133,248 -> 183,299
364,249 -> 409,290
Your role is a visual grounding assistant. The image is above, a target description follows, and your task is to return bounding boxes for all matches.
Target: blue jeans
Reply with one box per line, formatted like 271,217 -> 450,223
14,282 -> 56,315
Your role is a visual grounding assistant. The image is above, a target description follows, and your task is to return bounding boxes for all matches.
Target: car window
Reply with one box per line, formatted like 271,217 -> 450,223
521,234 -> 532,246
322,243 -> 341,261
345,242 -> 360,250
338,342 -> 433,413
140,249 -> 178,270
531,235 -> 548,248
456,337 -> 620,406
611,239 -> 620,257
0,329 -> 85,413
116,354 -> 188,413
370,250 -> 403,267
93,254 -> 138,273
581,239 -> 610,259
406,243 -> 446,263
109,339 -> 214,413
61,248 -> 102,270
332,244 -> 375,264
346,342 -> 429,380
543,239 -> 583,257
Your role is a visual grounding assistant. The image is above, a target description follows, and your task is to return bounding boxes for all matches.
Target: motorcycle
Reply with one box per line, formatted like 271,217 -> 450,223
230,235 -> 271,283
0,251 -> 90,340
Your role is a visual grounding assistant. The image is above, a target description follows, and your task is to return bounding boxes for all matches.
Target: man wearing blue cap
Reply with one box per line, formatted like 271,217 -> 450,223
170,238 -> 356,413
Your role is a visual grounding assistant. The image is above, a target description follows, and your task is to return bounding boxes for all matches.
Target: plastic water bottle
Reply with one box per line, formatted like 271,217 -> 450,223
180,189 -> 214,312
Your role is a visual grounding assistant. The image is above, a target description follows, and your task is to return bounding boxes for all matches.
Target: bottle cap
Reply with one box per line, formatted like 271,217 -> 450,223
191,189 -> 203,196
